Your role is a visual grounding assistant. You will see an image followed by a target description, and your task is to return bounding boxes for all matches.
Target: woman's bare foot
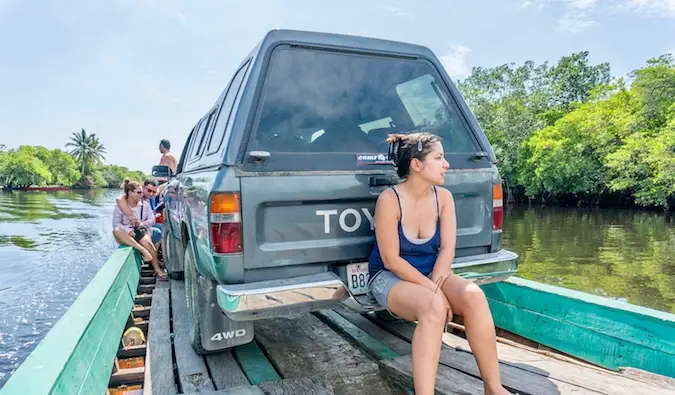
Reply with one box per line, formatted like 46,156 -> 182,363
155,268 -> 169,280
138,247 -> 153,263
485,384 -> 511,395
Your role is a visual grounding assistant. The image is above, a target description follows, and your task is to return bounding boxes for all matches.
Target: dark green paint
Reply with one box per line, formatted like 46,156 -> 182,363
233,341 -> 281,385
315,310 -> 399,360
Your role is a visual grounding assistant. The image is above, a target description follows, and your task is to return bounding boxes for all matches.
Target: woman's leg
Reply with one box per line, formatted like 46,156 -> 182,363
441,275 -> 509,395
386,280 -> 450,395
139,233 -> 167,278
113,227 -> 152,262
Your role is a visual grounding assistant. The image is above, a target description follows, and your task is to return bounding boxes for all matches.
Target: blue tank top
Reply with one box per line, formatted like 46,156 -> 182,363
368,186 -> 441,277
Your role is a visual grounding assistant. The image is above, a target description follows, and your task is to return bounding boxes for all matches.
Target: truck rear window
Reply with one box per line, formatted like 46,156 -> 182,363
245,45 -> 483,171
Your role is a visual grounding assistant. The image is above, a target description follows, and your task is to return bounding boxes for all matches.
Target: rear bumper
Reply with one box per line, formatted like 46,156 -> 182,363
217,249 -> 518,319
451,249 -> 519,284
217,272 -> 349,321
342,249 -> 519,313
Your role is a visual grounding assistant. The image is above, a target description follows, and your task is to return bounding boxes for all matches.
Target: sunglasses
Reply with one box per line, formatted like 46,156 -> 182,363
146,188 -> 157,194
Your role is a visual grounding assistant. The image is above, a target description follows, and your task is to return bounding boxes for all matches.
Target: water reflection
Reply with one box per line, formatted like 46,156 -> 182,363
503,205 -> 675,313
0,189 -> 119,387
0,235 -> 37,249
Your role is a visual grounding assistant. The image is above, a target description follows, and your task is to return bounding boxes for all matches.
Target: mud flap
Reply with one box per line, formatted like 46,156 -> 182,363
198,275 -> 254,351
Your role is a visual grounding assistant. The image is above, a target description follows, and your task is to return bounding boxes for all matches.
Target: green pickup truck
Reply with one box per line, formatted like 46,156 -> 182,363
154,29 -> 519,354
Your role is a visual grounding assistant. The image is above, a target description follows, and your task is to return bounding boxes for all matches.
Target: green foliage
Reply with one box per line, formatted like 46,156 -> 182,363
457,51 -> 611,190
0,150 -> 52,187
65,128 -> 107,179
458,51 -> 675,209
16,146 -> 80,186
97,164 -> 147,188
0,134 -> 145,189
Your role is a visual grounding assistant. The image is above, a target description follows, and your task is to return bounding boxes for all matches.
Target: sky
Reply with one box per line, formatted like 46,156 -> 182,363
0,0 -> 673,172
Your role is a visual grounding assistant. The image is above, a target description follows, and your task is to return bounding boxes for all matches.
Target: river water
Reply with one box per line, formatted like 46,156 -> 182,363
0,191 -> 674,386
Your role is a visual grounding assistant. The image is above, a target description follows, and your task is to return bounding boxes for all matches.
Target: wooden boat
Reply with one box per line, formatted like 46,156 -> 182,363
1,248 -> 673,395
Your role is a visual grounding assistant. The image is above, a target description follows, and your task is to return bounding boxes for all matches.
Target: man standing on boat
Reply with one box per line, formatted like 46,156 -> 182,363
158,139 -> 177,181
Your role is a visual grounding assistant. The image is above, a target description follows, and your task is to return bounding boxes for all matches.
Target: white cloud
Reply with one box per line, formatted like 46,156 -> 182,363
557,11 -> 598,32
524,0 -> 675,18
624,0 -> 675,16
568,0 -> 598,9
521,0 -> 550,8
440,45 -> 472,78
522,0 -> 600,32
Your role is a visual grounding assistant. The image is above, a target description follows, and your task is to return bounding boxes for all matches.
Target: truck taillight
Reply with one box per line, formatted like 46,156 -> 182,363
493,184 -> 503,231
209,193 -> 242,254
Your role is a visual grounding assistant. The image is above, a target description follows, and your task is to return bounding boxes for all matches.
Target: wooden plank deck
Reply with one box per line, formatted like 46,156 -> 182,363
138,278 -> 675,395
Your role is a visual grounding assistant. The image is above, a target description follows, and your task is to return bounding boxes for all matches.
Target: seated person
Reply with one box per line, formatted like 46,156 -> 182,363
113,179 -> 168,280
368,132 -> 509,395
116,179 -> 162,247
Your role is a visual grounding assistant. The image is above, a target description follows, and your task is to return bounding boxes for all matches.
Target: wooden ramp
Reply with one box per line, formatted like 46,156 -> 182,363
139,278 -> 675,395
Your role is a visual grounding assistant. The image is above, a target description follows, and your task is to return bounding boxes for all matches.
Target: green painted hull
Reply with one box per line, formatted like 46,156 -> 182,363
482,277 -> 675,378
0,248 -> 141,395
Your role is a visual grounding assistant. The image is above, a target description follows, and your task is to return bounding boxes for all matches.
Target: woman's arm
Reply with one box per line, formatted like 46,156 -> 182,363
140,201 -> 155,229
431,188 -> 457,283
112,206 -> 131,233
116,195 -> 139,224
375,189 -> 439,292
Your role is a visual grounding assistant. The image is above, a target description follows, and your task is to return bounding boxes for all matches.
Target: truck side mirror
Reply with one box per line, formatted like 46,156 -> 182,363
152,165 -> 173,179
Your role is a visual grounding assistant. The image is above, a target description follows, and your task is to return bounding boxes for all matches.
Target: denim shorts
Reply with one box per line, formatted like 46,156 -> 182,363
368,269 -> 439,312
151,227 -> 162,244
368,270 -> 405,311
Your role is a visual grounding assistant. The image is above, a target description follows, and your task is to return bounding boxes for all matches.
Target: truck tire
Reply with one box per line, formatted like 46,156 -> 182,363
184,245 -> 208,354
164,222 -> 183,280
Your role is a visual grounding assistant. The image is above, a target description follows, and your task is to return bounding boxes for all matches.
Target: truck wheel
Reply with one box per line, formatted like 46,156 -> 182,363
164,222 -> 183,280
184,245 -> 207,354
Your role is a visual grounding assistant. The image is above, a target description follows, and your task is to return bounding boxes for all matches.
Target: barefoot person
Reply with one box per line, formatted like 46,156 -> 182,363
158,139 -> 177,178
368,132 -> 509,395
116,179 -> 162,248
113,179 -> 168,280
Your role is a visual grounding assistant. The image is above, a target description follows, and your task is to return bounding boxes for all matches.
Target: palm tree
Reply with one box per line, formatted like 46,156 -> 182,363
66,129 -> 107,178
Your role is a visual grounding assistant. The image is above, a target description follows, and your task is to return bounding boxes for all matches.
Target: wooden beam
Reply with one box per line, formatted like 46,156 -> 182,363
117,344 -> 146,359
109,367 -> 145,387
170,280 -> 215,392
314,310 -> 400,360
231,341 -> 281,385
368,313 -> 674,395
205,351 -> 250,390
253,313 -> 400,395
380,355 -> 485,395
143,287 -> 175,395
183,377 -> 337,395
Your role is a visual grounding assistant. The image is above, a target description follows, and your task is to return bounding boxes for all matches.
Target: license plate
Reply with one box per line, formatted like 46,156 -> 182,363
346,262 -> 370,295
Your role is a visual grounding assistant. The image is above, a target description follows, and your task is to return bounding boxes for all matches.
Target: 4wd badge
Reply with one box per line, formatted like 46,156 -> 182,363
356,153 -> 392,165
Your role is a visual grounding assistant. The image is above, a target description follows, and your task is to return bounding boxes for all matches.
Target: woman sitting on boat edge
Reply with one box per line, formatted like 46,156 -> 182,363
112,179 -> 168,281
367,132 -> 509,395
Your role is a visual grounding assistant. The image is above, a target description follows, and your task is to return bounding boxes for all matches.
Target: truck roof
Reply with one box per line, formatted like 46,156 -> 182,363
240,29 -> 437,69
